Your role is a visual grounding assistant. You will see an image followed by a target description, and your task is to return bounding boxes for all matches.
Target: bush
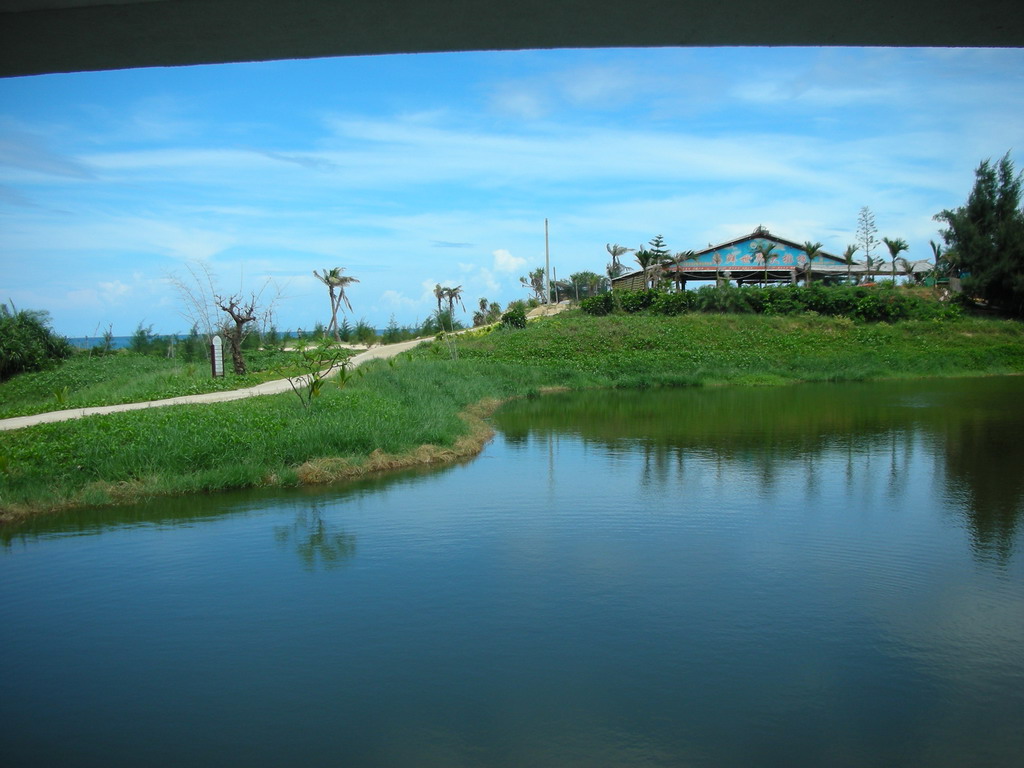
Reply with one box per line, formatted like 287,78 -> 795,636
501,305 -> 527,329
582,285 -> 962,323
354,318 -> 378,345
617,289 -> 658,313
0,303 -> 73,381
580,294 -> 614,316
649,291 -> 693,315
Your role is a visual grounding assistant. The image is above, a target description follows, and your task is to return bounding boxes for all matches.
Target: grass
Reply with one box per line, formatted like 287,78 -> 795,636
456,312 -> 1024,384
2,311 -> 1023,519
0,348 -> 307,419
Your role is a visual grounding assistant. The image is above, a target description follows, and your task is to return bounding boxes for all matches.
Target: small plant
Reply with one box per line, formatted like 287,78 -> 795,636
53,385 -> 70,405
285,338 -> 354,411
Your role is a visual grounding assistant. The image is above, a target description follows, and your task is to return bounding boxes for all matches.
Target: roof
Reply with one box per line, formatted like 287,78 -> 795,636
692,228 -> 847,265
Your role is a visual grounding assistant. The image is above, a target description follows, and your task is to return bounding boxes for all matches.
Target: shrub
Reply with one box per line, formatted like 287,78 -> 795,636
650,291 -> 693,315
0,303 -> 73,381
501,304 -> 527,329
617,289 -> 658,313
354,318 -> 378,345
580,294 -> 614,316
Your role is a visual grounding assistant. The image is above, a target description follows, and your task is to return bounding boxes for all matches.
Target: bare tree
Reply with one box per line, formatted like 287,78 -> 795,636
169,261 -> 279,375
214,293 -> 258,374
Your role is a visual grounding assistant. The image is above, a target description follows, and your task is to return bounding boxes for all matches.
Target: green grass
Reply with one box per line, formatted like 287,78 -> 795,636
0,348 -> 306,419
456,312 -> 1024,384
2,312 -> 1023,517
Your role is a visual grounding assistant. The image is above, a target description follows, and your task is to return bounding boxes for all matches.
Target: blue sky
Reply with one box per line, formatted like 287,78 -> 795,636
1,47 -> 1022,336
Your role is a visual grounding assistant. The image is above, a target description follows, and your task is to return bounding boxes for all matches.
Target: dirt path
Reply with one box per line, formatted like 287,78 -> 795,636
0,337 -> 427,432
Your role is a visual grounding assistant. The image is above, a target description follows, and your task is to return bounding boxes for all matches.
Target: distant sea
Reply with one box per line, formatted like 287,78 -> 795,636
67,335 -> 134,350
65,330 -> 388,350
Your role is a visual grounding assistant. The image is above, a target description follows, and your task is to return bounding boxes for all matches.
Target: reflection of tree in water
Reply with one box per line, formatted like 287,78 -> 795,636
941,417 -> 1024,565
274,505 -> 356,570
497,379 -> 1024,564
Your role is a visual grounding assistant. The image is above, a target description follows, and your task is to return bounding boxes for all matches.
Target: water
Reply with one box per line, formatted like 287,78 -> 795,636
2,378 -> 1022,766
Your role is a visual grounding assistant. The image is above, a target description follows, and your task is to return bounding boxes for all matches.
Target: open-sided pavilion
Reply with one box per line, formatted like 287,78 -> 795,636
611,228 -> 934,291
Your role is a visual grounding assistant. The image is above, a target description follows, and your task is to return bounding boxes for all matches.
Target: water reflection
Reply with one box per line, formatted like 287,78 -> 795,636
273,504 -> 356,570
495,378 -> 1024,564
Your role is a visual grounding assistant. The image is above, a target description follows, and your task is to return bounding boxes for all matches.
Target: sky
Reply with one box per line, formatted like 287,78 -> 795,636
1,46 -> 1023,336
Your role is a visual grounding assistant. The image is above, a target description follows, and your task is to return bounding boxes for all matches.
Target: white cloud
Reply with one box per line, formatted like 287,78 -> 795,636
493,248 -> 526,273
98,280 -> 131,302
2,46 -> 1023,334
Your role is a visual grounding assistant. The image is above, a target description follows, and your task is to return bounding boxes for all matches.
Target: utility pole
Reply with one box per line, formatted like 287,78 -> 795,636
544,218 -> 551,306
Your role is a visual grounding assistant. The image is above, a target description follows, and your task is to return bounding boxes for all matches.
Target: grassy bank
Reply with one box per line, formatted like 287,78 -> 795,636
2,312 -> 1023,519
0,348 -> 307,419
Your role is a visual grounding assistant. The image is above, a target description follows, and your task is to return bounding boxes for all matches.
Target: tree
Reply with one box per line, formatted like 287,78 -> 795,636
444,285 -> 465,317
930,240 -> 952,277
605,243 -> 633,279
935,153 -> 1024,315
472,297 -> 503,327
568,270 -> 604,300
803,241 -> 824,285
882,237 -> 909,283
667,251 -> 696,292
634,249 -> 658,289
170,261 -> 280,374
843,244 -> 859,284
214,293 -> 259,374
520,267 -> 546,302
648,234 -> 670,262
752,240 -> 777,285
313,267 -> 358,342
857,206 -> 879,267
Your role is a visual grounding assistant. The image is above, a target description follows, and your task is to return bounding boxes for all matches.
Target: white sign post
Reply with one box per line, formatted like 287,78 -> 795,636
210,335 -> 224,378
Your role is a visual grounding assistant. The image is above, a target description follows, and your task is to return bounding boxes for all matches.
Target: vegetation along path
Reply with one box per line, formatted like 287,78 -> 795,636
0,338 -> 426,432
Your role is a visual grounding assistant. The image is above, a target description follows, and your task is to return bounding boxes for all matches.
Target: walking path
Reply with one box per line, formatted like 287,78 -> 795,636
0,338 -> 427,432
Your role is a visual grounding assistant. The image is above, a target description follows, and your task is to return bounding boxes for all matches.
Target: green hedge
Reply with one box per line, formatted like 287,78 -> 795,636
582,285 -> 962,323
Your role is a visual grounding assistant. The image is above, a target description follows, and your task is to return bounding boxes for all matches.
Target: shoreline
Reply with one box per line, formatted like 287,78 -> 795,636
3,312 -> 1022,523
0,398 -> 504,525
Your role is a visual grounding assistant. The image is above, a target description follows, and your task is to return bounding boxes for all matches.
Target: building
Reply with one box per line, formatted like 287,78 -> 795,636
612,227 -> 863,291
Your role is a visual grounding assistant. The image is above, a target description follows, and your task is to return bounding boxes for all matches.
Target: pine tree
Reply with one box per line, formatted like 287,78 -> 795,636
648,234 -> 671,261
856,206 -> 878,268
935,152 -> 1024,315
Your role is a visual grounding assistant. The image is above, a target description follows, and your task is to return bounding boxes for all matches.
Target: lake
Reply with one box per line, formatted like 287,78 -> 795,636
2,377 -> 1022,766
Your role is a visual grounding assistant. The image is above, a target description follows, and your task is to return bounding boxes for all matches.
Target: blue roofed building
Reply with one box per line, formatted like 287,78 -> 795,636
612,227 -> 865,291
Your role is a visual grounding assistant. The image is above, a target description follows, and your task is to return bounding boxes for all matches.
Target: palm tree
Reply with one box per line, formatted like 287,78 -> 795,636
634,249 -> 657,289
930,239 -> 957,279
668,251 -> 696,292
882,237 -> 909,283
752,240 -> 777,285
444,285 -> 465,317
606,243 -> 632,277
802,241 -> 823,285
897,256 -> 917,284
843,244 -> 859,284
433,283 -> 445,315
313,267 -> 359,342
